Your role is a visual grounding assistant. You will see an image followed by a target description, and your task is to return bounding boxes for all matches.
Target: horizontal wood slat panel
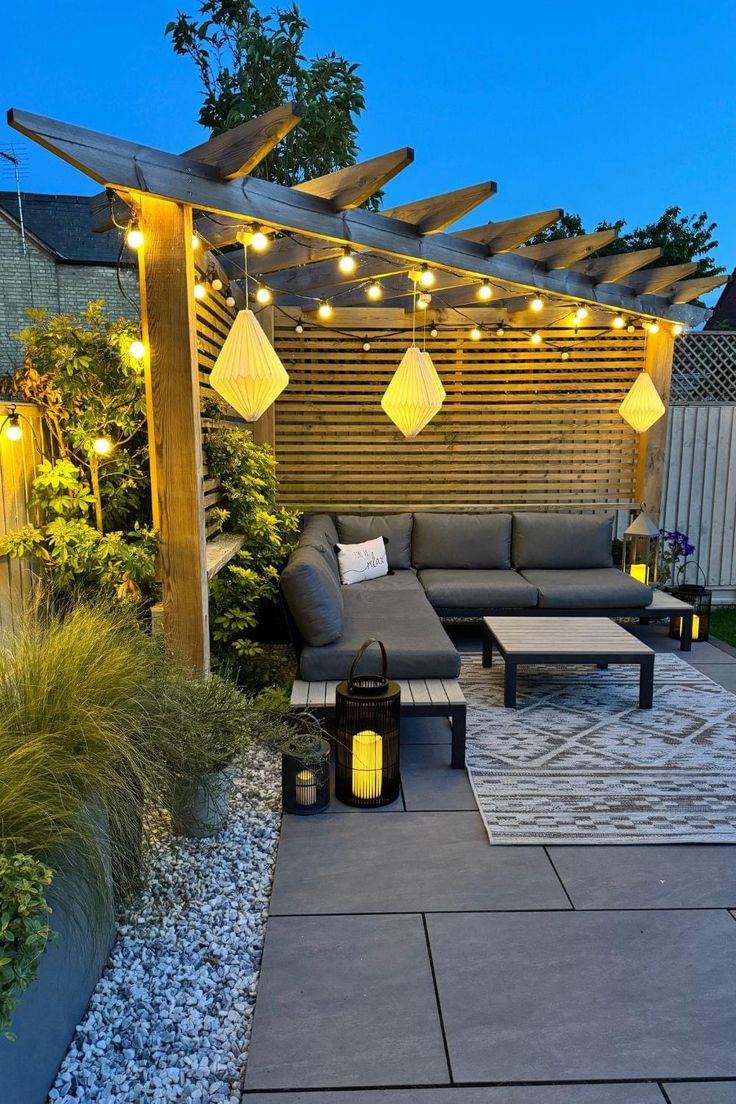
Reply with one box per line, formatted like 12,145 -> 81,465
273,324 -> 645,512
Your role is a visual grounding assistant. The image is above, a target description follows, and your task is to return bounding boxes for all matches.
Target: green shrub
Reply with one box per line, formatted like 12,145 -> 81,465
153,672 -> 256,780
0,852 -> 55,1040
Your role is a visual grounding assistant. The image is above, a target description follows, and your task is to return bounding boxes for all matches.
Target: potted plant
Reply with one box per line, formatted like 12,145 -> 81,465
0,852 -> 55,1041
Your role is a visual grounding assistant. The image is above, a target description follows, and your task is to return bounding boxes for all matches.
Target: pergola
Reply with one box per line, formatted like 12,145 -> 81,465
8,103 -> 727,674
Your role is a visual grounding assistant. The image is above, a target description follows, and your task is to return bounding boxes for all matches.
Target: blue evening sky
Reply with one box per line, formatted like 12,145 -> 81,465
2,0 -> 734,301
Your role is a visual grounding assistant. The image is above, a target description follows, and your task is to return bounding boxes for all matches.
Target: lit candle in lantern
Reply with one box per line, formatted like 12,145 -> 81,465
352,729 -> 383,800
672,614 -> 700,641
629,563 -> 649,584
295,769 -> 317,807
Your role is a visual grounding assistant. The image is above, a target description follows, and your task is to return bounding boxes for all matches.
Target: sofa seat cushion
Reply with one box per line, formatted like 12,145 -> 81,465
341,570 -> 423,596
336,513 -> 413,570
419,569 -> 538,609
412,512 -> 512,569
512,512 -> 614,570
299,586 -> 460,680
519,568 -> 653,609
281,545 -> 344,646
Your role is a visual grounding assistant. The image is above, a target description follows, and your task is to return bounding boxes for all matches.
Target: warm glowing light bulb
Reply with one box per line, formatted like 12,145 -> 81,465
295,322 -> 304,334
338,249 -> 356,274
419,266 -> 435,288
530,331 -> 542,345
575,305 -> 589,321
193,282 -> 207,300
317,301 -> 333,320
129,339 -> 146,360
251,226 -> 268,251
530,295 -> 544,312
5,415 -> 21,441
470,326 -> 482,341
226,292 -> 236,308
93,436 -> 112,456
673,323 -> 684,336
192,234 -> 200,250
430,326 -> 439,338
126,222 -> 144,249
496,325 -> 505,337
561,351 -> 570,361
647,320 -> 660,335
366,281 -> 383,300
255,284 -> 272,305
417,292 -> 431,309
362,341 -> 371,352
612,314 -> 625,329
627,322 -> 636,334
478,281 -> 492,301
211,276 -> 223,292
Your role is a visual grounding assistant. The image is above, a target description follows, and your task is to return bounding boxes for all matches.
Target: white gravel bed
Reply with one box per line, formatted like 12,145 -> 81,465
50,746 -> 281,1104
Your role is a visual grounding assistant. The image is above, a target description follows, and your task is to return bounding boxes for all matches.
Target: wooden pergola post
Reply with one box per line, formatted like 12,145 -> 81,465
137,195 -> 210,672
636,327 -> 676,525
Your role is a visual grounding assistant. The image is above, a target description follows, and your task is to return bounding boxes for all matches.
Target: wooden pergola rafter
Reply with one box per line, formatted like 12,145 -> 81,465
8,102 -> 727,673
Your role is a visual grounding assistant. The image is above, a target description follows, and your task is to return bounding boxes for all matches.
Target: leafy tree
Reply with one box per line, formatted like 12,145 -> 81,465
528,207 -> 723,276
166,1 -> 372,197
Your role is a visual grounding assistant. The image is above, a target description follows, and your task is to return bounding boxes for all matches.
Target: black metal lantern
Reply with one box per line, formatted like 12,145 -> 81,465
282,736 -> 331,815
335,639 -> 401,808
669,563 -> 713,642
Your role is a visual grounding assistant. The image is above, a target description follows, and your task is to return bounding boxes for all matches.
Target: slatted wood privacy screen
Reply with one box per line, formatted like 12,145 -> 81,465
0,402 -> 46,638
271,320 -> 647,512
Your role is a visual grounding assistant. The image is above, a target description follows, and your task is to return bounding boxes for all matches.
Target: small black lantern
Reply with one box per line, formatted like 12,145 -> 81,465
282,735 -> 331,815
335,639 -> 401,808
669,563 -> 713,642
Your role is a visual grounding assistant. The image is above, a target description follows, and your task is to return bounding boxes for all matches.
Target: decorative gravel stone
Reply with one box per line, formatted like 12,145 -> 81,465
52,745 -> 281,1103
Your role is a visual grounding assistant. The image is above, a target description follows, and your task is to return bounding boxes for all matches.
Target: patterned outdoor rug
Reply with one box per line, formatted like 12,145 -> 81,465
462,652 -> 736,844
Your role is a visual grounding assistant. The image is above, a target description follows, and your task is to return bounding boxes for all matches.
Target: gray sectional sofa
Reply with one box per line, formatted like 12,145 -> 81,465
280,511 -> 654,680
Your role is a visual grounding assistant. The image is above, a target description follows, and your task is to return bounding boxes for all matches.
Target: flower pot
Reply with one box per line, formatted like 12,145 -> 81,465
171,767 -> 234,837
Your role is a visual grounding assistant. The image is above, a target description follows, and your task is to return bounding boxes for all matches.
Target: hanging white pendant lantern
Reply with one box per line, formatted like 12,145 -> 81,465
381,346 -> 445,438
209,309 -> 289,422
618,371 -> 665,433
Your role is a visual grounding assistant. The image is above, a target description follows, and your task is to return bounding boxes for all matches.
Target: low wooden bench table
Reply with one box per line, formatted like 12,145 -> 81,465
482,616 -> 656,709
290,677 -> 467,768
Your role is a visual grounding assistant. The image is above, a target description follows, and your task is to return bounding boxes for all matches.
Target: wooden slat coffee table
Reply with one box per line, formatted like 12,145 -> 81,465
482,617 -> 655,709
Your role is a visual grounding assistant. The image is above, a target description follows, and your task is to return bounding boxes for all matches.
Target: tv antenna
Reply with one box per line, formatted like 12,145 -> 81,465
0,143 -> 29,253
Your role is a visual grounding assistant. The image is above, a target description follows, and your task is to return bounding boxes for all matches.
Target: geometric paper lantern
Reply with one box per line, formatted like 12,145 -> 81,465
209,309 -> 289,422
618,371 -> 666,433
380,346 -> 446,438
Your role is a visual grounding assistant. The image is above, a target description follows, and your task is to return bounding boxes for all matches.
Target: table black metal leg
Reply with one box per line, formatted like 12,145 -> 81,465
639,657 -> 654,709
504,661 -> 517,708
597,663 -> 609,669
680,611 -> 693,652
450,705 -> 466,769
482,624 -> 493,668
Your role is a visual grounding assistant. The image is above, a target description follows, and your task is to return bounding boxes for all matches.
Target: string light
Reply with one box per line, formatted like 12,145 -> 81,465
673,323 -> 684,336
211,275 -> 223,292
647,320 -> 660,335
126,219 -> 144,250
317,301 -> 333,320
627,321 -> 636,334
612,314 -> 626,329
4,408 -> 21,442
574,304 -> 589,321
366,281 -> 383,300
255,284 -> 272,305
129,339 -> 145,360
192,234 -> 200,250
561,351 -> 570,361
338,248 -> 356,274
419,266 -> 435,288
530,331 -> 542,345
478,281 -> 492,301
295,322 -> 304,334
470,326 -> 482,341
226,288 -> 236,308
530,295 -> 544,312
193,282 -> 207,300
238,225 -> 269,251
93,436 -> 112,456
362,341 -> 371,352
495,324 -> 505,337
430,326 -> 439,338
417,292 -> 431,309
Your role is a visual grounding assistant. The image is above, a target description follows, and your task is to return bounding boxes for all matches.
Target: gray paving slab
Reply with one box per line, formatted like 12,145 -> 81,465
548,845 -> 736,908
686,662 -> 736,693
401,744 -> 477,810
427,910 -> 736,1083
401,716 -> 453,744
270,812 -> 570,914
322,771 -> 403,813
244,913 -> 449,1091
242,1084 -> 664,1103
663,1083 -> 736,1103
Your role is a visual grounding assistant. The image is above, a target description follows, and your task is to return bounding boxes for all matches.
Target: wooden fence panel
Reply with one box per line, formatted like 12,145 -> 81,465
272,324 -> 646,513
0,402 -> 46,638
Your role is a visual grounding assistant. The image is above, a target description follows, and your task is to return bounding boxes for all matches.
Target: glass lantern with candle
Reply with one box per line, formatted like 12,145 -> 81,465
335,639 -> 401,808
282,734 -> 331,815
622,505 -> 660,584
669,563 -> 712,643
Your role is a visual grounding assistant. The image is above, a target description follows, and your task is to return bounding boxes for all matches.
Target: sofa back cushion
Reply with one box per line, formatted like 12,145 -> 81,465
336,513 -> 413,570
300,513 -> 340,579
512,512 -> 614,570
412,512 -> 512,569
281,545 -> 344,646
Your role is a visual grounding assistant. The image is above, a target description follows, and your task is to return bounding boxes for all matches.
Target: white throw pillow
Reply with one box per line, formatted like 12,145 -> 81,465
335,536 -> 389,585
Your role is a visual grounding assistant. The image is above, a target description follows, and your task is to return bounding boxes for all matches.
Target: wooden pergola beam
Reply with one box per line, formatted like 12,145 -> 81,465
575,247 -> 664,284
294,147 -> 414,209
452,209 -> 563,252
264,253 -> 403,294
382,181 -> 497,234
8,108 -> 706,326
625,262 -> 699,295
516,229 -> 618,268
665,274 -> 729,304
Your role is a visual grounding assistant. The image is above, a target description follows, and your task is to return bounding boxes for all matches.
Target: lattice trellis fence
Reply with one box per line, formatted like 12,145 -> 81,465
663,331 -> 736,602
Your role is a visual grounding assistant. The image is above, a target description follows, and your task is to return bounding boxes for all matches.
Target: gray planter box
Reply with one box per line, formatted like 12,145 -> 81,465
0,808 -> 116,1104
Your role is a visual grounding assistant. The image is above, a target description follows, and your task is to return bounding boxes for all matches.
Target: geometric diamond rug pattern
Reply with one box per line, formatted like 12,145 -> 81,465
462,652 -> 736,844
